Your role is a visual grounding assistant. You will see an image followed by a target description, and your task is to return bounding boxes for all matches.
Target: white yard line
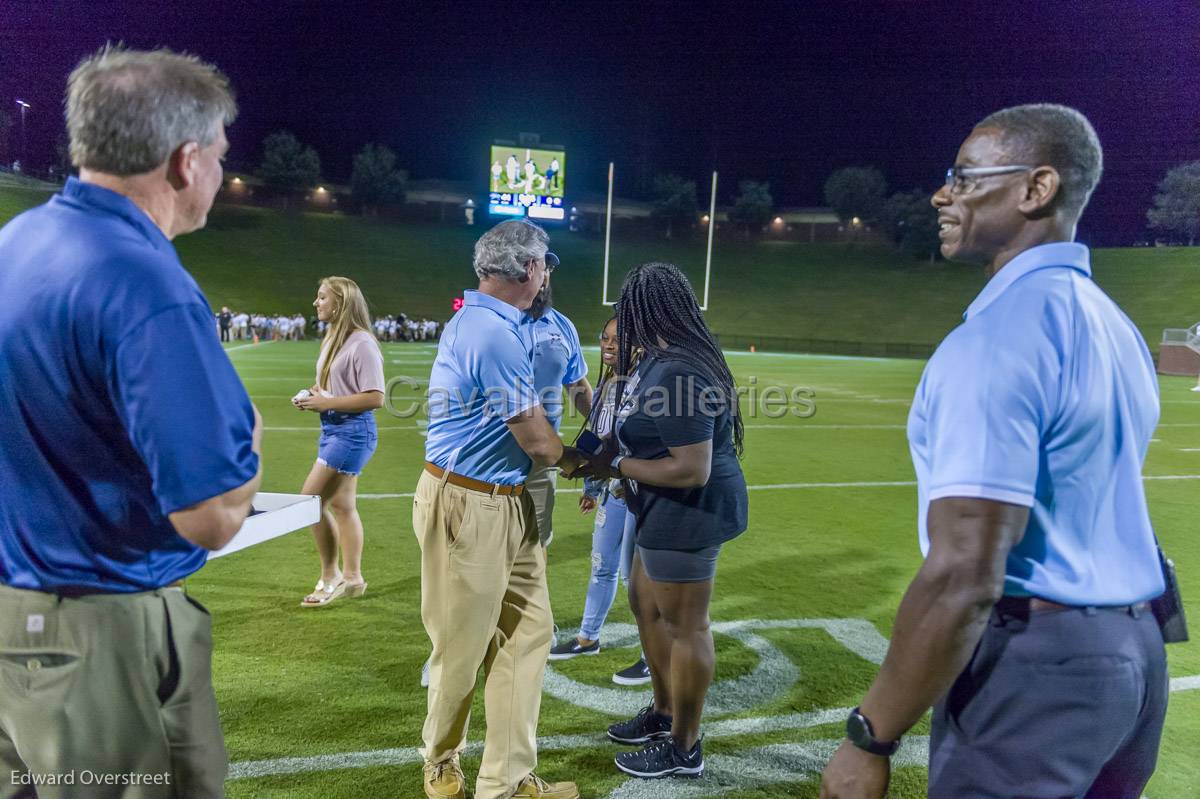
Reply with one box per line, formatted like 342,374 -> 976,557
264,422 -> 422,429
224,340 -> 278,353
1171,675 -> 1200,693
357,473 -> 1200,500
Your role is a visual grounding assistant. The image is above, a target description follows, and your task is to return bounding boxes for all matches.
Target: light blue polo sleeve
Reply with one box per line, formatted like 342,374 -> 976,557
921,326 -> 1058,508
562,318 -> 588,385
468,325 -> 540,421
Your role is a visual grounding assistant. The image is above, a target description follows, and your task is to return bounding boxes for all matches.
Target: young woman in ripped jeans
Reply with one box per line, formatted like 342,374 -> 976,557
548,317 -> 648,685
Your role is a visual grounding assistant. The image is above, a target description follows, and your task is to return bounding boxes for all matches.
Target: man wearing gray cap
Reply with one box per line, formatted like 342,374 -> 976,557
414,219 -> 582,799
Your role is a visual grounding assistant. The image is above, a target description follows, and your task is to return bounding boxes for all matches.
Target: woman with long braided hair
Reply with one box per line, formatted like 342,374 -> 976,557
578,262 -> 748,780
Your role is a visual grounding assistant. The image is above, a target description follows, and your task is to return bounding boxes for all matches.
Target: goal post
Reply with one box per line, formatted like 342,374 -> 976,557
599,165 -> 718,312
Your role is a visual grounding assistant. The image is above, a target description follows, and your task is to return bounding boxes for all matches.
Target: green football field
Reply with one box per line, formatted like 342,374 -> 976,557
200,339 -> 1200,798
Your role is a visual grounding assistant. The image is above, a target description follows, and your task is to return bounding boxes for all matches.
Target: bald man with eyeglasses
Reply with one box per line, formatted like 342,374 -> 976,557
821,104 -> 1171,799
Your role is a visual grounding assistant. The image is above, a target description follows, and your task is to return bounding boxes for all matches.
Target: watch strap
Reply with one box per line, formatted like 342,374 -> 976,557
847,707 -> 900,756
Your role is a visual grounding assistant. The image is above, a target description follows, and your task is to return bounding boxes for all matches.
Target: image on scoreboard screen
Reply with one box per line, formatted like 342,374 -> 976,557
488,145 -> 565,220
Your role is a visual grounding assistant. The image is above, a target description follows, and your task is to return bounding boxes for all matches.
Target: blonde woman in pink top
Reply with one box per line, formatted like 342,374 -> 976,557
293,276 -> 386,607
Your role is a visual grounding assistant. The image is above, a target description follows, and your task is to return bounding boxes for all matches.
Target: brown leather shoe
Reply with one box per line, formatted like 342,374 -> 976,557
511,773 -> 579,798
423,760 -> 466,799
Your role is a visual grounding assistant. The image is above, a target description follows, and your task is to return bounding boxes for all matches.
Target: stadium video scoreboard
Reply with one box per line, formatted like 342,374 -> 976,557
489,145 -> 566,221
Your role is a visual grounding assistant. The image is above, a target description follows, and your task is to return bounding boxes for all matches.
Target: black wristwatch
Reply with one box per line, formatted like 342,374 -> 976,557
846,707 -> 901,756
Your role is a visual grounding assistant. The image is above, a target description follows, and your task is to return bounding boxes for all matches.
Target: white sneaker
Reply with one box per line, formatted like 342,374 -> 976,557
421,657 -> 431,688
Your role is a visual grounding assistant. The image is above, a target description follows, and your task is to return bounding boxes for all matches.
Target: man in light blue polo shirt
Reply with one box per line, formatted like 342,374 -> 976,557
414,220 -> 582,799
522,280 -> 592,547
822,105 -> 1169,799
0,48 -> 261,797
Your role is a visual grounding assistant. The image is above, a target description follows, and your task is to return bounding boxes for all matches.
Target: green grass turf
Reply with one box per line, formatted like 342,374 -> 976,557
1,186 -> 1197,355
204,339 -> 1200,798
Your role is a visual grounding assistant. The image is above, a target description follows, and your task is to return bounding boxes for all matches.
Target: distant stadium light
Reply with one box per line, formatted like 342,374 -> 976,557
773,216 -> 784,225
232,177 -> 242,184
316,186 -> 327,193
851,216 -> 861,225
701,214 -> 710,224
15,99 -> 30,109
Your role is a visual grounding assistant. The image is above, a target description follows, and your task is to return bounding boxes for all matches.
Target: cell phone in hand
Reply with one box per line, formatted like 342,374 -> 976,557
576,429 -> 604,455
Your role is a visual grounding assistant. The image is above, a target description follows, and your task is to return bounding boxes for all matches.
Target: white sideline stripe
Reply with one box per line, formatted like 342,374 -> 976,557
224,340 -> 277,353
226,707 -> 855,781
1178,448 -> 1200,452
357,473 -> 1200,500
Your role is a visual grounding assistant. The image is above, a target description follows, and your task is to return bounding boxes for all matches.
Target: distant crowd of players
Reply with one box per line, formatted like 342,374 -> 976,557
373,314 -> 440,342
216,307 -> 440,343
215,309 -> 310,342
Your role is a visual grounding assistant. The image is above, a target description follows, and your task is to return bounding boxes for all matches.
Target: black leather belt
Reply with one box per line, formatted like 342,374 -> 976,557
995,596 -> 1149,619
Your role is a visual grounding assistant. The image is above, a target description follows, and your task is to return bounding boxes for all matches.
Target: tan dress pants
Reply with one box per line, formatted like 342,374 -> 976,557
0,583 -> 226,799
412,469 -> 553,799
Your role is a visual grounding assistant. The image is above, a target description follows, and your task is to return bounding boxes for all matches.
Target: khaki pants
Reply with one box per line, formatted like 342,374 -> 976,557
524,466 -> 557,547
412,469 -> 553,799
0,583 -> 226,799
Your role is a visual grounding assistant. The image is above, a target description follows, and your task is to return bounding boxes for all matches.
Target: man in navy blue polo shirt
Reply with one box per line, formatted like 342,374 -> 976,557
0,47 -> 260,798
821,105 -> 1168,799
521,280 -> 592,548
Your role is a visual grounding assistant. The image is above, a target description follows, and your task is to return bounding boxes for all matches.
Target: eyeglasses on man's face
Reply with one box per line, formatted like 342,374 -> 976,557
943,165 -> 1035,196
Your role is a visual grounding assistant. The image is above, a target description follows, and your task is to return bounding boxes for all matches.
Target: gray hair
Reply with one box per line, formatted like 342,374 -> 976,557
67,45 -> 237,176
472,220 -> 549,280
975,103 -> 1102,218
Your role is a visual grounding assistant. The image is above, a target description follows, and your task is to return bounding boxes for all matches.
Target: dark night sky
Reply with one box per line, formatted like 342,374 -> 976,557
1,0 -> 1197,245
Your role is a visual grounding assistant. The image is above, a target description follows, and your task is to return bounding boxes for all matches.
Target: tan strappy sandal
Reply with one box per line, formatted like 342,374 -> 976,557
300,574 -> 347,607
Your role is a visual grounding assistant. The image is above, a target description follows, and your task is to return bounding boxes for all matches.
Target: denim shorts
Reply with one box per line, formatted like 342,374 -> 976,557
317,410 -> 378,475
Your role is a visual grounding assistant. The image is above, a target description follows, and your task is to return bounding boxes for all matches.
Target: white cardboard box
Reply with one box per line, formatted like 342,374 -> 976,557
207,492 -> 320,559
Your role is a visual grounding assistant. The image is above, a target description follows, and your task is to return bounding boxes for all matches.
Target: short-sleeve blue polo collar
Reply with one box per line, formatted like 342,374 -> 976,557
964,242 -> 1091,321
59,176 -> 169,251
463,288 -> 524,327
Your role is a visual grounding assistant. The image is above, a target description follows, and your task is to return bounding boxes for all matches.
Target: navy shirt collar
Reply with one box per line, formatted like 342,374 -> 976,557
60,176 -> 170,250
464,289 -> 524,327
964,242 -> 1091,321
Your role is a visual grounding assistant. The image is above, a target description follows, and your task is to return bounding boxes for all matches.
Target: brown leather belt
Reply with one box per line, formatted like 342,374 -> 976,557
995,595 -> 1149,617
424,462 -> 524,496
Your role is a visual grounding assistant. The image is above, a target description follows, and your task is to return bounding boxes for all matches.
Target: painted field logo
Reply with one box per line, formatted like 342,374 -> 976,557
545,618 -> 887,717
546,617 -> 929,798
226,617 -> 1197,797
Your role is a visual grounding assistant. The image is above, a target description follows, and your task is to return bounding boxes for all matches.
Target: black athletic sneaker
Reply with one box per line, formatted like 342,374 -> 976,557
548,638 -> 600,661
615,737 -> 704,779
607,703 -> 673,745
612,656 -> 651,686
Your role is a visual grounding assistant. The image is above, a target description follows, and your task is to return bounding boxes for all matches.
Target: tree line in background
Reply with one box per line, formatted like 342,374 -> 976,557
1147,161 -> 1200,246
247,128 -> 1199,253
257,131 -> 407,215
